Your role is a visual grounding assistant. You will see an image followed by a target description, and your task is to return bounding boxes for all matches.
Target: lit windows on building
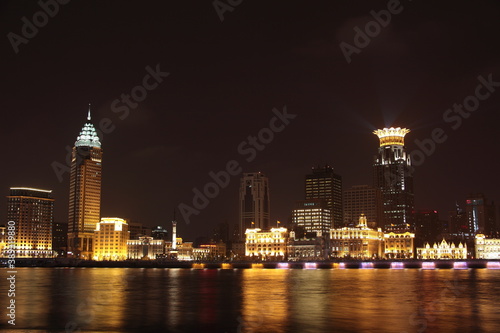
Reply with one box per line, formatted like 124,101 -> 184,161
384,232 -> 415,259
93,218 -> 129,261
475,234 -> 500,259
292,199 -> 331,236
245,227 -> 288,259
5,187 -> 55,258
329,214 -> 384,259
127,236 -> 165,260
416,239 -> 467,259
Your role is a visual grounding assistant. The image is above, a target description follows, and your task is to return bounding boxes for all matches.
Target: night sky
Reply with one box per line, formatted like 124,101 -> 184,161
1,0 -> 499,240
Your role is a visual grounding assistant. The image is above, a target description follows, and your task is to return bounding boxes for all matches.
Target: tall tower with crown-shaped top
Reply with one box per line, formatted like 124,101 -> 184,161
373,127 -> 414,232
67,105 -> 103,258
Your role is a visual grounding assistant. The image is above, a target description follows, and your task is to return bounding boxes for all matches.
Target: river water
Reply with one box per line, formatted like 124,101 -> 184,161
2,267 -> 500,332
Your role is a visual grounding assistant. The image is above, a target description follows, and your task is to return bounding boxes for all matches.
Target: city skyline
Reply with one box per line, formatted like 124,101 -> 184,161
1,1 -> 499,241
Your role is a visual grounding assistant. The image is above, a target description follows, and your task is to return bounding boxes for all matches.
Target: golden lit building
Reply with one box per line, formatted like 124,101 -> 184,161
127,236 -> 165,259
384,231 -> 415,259
68,109 -> 103,259
329,214 -> 384,259
5,187 -> 54,258
93,218 -> 129,260
416,239 -> 467,259
245,227 -> 288,259
475,234 -> 500,259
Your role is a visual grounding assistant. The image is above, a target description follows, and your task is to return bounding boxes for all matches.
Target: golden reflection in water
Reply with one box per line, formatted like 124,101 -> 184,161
76,267 -> 127,330
240,269 -> 289,333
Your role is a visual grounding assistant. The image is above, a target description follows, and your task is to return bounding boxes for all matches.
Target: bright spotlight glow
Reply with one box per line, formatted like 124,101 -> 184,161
277,262 -> 289,269
486,262 -> 500,269
391,262 -> 404,269
304,262 -> 317,269
453,262 -> 468,270
361,262 -> 374,269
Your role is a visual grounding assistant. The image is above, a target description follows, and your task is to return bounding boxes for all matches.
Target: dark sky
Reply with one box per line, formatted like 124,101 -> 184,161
1,0 -> 499,240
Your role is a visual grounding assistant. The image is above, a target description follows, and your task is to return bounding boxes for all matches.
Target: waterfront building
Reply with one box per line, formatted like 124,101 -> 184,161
329,214 -> 384,259
416,239 -> 467,259
6,187 -> 54,258
0,225 -> 5,254
384,231 -> 415,259
305,165 -> 342,228
245,227 -> 288,260
199,241 -> 227,260
287,231 -> 327,260
68,108 -> 103,259
93,218 -> 129,260
240,172 -> 270,237
475,234 -> 500,259
291,199 -> 331,236
343,184 -> 382,229
127,236 -> 165,259
373,127 -> 414,232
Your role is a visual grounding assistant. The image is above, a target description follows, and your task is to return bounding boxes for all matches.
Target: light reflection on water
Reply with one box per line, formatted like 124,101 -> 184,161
2,268 -> 500,332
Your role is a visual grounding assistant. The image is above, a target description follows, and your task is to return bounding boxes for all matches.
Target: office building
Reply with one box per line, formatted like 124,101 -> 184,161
343,185 -> 382,229
245,227 -> 288,259
240,172 -> 270,237
68,109 -> 103,259
292,199 -> 331,236
127,236 -> 165,260
384,231 -> 415,259
6,187 -> 54,257
329,214 -> 384,259
475,234 -> 500,259
414,210 -> 444,246
93,218 -> 129,261
305,165 -> 342,228
373,127 -> 414,231
151,225 -> 169,240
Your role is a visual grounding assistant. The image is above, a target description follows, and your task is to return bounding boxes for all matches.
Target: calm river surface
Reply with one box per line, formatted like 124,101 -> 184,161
2,267 -> 500,332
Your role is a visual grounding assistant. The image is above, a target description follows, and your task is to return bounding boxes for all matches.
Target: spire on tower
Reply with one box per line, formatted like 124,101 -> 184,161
87,103 -> 91,121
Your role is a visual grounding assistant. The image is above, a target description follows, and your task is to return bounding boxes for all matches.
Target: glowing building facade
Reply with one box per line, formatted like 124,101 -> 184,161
329,214 -> 384,259
305,165 -> 342,228
5,187 -> 54,257
245,227 -> 288,259
384,231 -> 415,259
127,236 -> 165,259
475,234 -> 500,259
373,127 -> 414,232
416,239 -> 467,259
93,218 -> 129,260
68,109 -> 102,259
292,199 -> 331,236
240,172 -> 270,238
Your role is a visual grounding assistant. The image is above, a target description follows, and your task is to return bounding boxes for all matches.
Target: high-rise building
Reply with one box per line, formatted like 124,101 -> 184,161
239,172 -> 270,237
414,210 -> 443,246
292,199 -> 331,236
67,108 -> 103,259
305,165 -> 342,228
343,185 -> 382,229
93,217 -> 129,260
373,127 -> 414,231
151,225 -> 169,240
465,194 -> 497,235
6,187 -> 55,257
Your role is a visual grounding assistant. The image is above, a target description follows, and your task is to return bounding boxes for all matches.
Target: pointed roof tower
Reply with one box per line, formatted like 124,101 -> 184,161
75,103 -> 101,148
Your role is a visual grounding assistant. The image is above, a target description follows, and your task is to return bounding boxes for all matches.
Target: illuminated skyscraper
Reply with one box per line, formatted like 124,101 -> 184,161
239,172 -> 270,237
67,108 -> 102,258
373,127 -> 414,232
6,187 -> 54,257
305,165 -> 342,228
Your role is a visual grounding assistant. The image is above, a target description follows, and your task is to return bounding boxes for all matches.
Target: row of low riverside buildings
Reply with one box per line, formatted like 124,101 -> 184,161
1,110 -> 498,260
